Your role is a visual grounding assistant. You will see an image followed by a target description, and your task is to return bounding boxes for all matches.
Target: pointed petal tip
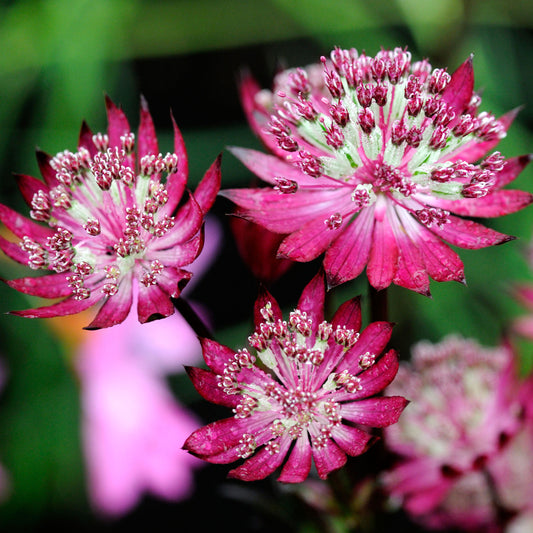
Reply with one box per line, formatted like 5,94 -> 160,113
498,235 -> 517,245
104,93 -> 115,108
140,93 -> 149,111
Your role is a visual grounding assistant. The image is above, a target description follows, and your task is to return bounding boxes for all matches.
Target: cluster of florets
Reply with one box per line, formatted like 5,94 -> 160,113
225,46 -> 532,295
263,47 -> 505,205
0,96 -> 220,328
184,273 -> 407,482
383,335 -> 526,526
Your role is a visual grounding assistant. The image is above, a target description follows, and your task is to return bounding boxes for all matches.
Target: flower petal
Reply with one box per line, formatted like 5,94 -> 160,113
237,72 -> 284,155
494,154 -> 533,188
200,338 -> 237,373
105,95 -> 131,149
136,282 -> 175,324
0,203 -> 53,240
331,424 -> 375,456
331,295 -> 362,333
366,199 -> 398,290
36,150 -> 60,188
11,292 -> 100,318
228,437 -> 291,481
6,273 -> 72,298
185,366 -> 239,408
338,322 -> 394,377
229,216 -> 293,284
160,113 -> 188,216
85,276 -> 134,329
429,214 -> 514,249
432,190 -> 533,218
193,154 -> 221,214
14,173 -> 49,206
149,231 -> 203,267
254,284 -> 283,325
340,396 -> 409,427
324,205 -> 375,288
277,209 -> 350,262
277,434 -> 312,483
396,209 -> 465,283
312,439 -> 346,479
221,188 -> 346,234
347,349 -> 399,400
228,147 -> 320,187
447,108 -> 520,164
77,121 -> 98,156
384,458 -> 453,514
441,55 -> 474,116
137,95 -> 159,159
296,269 -> 326,328
184,414 -> 273,459
389,206 -> 430,295
0,234 -> 30,264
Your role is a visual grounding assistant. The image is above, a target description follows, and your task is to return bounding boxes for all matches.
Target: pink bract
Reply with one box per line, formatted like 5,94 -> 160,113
229,215 -> 294,284
383,335 -> 527,529
0,96 -> 220,328
223,47 -> 533,295
183,270 -> 407,482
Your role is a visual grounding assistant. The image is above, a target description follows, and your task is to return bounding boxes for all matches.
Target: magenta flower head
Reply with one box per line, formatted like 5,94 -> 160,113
383,335 -> 525,523
223,47 -> 533,295
183,270 -> 407,482
0,96 -> 220,328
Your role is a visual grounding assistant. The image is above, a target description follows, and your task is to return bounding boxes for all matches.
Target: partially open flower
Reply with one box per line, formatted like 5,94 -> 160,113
223,47 -> 532,295
0,96 -> 220,328
229,214 -> 294,284
184,270 -> 407,482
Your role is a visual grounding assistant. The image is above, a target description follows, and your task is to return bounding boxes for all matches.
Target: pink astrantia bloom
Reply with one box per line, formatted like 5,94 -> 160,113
0,96 -> 220,328
223,47 -> 533,294
77,309 -> 203,516
184,270 -> 407,482
383,335 -> 526,528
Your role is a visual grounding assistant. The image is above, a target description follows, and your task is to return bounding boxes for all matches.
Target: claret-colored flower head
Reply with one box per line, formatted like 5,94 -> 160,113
0,96 -> 220,328
383,335 -> 525,523
223,47 -> 533,295
183,270 -> 407,482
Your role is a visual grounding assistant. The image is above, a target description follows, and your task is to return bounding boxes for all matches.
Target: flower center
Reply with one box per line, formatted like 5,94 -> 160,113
20,134 -> 181,300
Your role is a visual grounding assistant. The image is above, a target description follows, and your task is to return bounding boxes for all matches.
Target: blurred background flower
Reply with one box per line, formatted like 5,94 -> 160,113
0,1 -> 533,531
382,335 -> 528,531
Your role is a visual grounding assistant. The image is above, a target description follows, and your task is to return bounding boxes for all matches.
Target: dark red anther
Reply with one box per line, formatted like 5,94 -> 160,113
358,108 -> 375,134
356,84 -> 374,108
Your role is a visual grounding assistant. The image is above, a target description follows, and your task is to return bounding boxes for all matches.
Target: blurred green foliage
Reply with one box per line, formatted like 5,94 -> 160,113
0,0 -> 533,531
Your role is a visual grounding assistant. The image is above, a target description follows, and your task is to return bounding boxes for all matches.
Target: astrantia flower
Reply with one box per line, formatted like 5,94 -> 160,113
184,271 -> 407,482
383,335 -> 525,524
0,96 -> 220,328
223,47 -> 533,294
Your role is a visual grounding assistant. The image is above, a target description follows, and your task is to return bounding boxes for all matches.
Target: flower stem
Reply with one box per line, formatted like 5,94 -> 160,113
369,285 -> 388,323
171,297 -> 214,340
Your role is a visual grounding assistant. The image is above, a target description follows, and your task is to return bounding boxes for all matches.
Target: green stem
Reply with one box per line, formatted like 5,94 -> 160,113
369,285 -> 388,323
171,297 -> 214,340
